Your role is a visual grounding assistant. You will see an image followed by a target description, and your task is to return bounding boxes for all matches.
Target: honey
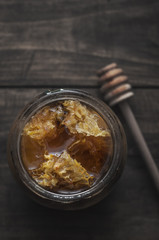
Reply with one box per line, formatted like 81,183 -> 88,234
21,100 -> 113,192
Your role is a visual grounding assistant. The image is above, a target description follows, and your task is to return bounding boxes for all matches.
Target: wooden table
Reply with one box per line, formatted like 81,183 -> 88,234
0,1 -> 159,239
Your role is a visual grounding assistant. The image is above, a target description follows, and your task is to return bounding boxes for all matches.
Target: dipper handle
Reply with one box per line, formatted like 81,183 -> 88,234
119,101 -> 159,192
97,63 -> 159,192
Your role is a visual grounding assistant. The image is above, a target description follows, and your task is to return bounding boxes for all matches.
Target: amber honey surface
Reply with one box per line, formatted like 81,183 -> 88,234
21,100 -> 113,192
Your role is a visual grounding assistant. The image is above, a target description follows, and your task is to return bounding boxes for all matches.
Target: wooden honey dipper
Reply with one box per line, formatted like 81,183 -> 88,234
97,63 -> 159,192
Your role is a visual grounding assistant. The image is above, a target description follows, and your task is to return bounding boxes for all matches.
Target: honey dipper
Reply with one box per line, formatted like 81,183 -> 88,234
97,63 -> 159,192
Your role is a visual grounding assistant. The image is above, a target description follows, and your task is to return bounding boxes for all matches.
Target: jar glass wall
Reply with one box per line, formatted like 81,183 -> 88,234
8,89 -> 127,210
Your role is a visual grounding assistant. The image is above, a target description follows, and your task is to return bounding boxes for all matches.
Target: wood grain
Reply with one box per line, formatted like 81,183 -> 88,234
0,0 -> 159,86
1,50 -> 159,87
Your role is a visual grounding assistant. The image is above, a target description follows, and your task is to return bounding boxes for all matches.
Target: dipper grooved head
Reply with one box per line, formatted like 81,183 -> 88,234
97,63 -> 134,106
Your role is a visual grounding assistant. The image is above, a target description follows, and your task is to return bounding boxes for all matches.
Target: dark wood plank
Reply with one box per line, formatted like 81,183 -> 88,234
0,161 -> 159,240
0,0 -> 159,86
0,88 -> 159,239
0,87 -> 159,160
0,0 -> 158,23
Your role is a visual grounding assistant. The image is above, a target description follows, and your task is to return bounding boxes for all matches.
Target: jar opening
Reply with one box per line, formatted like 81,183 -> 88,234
19,97 -> 114,196
8,89 -> 126,208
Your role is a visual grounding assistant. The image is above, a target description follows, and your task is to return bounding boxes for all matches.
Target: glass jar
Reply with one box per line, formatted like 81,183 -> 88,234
8,89 -> 127,210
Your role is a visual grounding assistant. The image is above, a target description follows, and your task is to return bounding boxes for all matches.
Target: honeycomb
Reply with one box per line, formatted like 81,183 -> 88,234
31,151 -> 93,190
21,100 -> 112,192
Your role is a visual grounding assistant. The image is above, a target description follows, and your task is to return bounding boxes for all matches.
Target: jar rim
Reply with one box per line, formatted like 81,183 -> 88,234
8,89 -> 127,205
